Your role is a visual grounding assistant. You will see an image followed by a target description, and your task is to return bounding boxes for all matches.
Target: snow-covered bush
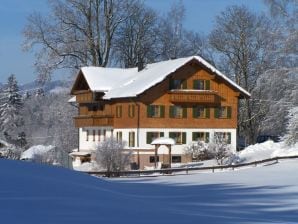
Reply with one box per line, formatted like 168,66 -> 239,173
284,107 -> 298,146
185,136 -> 234,165
95,138 -> 131,177
185,141 -> 213,161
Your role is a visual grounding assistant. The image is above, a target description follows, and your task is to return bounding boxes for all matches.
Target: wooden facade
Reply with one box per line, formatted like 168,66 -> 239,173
72,62 -> 240,129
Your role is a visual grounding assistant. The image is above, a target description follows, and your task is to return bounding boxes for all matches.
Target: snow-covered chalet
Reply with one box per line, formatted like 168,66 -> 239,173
70,56 -> 250,169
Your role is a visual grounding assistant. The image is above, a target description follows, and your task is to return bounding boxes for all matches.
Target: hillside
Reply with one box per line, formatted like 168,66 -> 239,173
0,159 -> 297,223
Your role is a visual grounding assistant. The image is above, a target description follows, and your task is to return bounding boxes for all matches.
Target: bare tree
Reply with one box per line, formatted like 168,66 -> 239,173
95,138 -> 131,176
23,0 -> 134,84
157,0 -> 210,61
209,5 -> 277,144
113,1 -> 158,68
284,106 -> 298,146
209,134 -> 233,165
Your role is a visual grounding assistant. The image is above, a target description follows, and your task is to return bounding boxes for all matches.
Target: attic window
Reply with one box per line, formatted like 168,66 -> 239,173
93,92 -> 104,101
169,79 -> 187,90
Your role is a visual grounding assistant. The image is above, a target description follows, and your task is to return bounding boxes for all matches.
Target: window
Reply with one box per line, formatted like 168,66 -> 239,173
169,79 -> 187,90
103,130 -> 106,141
193,80 -> 210,90
169,132 -> 186,144
214,132 -> 231,144
172,156 -> 181,163
129,131 -> 135,147
149,156 -> 159,163
146,132 -> 164,144
93,130 -> 96,141
116,131 -> 122,141
193,106 -> 210,118
116,105 -> 122,118
214,106 -> 232,119
98,130 -> 101,142
169,106 -> 187,118
128,105 -> 135,118
147,105 -> 165,118
192,132 -> 209,143
86,130 -> 89,141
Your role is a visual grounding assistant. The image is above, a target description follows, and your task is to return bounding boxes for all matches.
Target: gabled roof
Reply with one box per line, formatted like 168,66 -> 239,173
73,56 -> 250,99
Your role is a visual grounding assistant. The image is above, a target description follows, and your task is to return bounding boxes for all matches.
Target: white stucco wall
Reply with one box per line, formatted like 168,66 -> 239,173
78,127 -> 237,153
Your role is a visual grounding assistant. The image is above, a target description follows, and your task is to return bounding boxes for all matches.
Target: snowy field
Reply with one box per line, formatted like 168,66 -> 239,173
1,157 -> 298,224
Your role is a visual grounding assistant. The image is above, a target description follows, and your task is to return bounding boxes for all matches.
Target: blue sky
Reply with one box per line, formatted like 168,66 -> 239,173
0,0 -> 267,84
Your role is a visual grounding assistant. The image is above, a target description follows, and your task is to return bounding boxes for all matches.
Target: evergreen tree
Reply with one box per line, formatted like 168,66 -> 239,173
0,75 -> 24,145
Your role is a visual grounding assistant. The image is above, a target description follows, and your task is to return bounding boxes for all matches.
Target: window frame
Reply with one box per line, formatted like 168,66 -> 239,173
192,132 -> 210,143
169,132 -> 186,144
193,79 -> 210,90
169,106 -> 187,118
214,132 -> 232,144
116,105 -> 122,118
215,106 -> 232,119
146,132 -> 165,144
172,156 -> 182,163
128,104 -> 135,118
149,156 -> 159,163
147,105 -> 165,118
129,131 -> 135,147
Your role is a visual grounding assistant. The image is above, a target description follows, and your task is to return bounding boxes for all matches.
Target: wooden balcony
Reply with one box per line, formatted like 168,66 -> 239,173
74,115 -> 114,128
169,90 -> 220,104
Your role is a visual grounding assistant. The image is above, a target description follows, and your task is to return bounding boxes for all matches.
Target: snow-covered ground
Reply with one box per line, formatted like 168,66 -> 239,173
20,145 -> 55,160
73,140 -> 298,171
1,157 -> 298,224
237,140 -> 298,163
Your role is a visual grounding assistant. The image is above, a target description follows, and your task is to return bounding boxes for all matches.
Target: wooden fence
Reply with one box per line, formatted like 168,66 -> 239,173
85,155 -> 298,177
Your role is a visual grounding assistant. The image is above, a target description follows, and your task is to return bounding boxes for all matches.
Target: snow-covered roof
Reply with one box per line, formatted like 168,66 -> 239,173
68,96 -> 76,103
21,145 -> 55,160
78,56 -> 250,99
80,67 -> 137,92
69,151 -> 92,157
151,137 -> 176,145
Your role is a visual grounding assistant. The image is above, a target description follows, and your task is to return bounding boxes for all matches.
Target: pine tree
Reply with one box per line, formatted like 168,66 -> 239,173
0,75 -> 24,145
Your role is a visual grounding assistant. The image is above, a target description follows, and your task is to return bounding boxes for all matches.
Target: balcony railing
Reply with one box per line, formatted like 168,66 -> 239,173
74,115 -> 114,128
169,90 -> 220,104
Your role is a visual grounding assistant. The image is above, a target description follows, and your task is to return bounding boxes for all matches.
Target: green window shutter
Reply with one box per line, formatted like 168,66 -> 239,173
169,106 -> 174,118
160,105 -> 165,118
182,80 -> 187,89
169,132 -> 175,139
182,132 -> 186,144
205,80 -> 210,90
205,108 -> 210,118
214,107 -> 219,118
160,132 -> 164,137
183,107 -> 187,118
227,133 -> 231,144
132,105 -> 135,117
227,106 -> 232,119
193,80 -> 198,89
192,106 -> 197,118
147,105 -> 152,117
205,132 -> 210,143
192,132 -> 199,141
146,132 -> 150,144
169,79 -> 174,90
